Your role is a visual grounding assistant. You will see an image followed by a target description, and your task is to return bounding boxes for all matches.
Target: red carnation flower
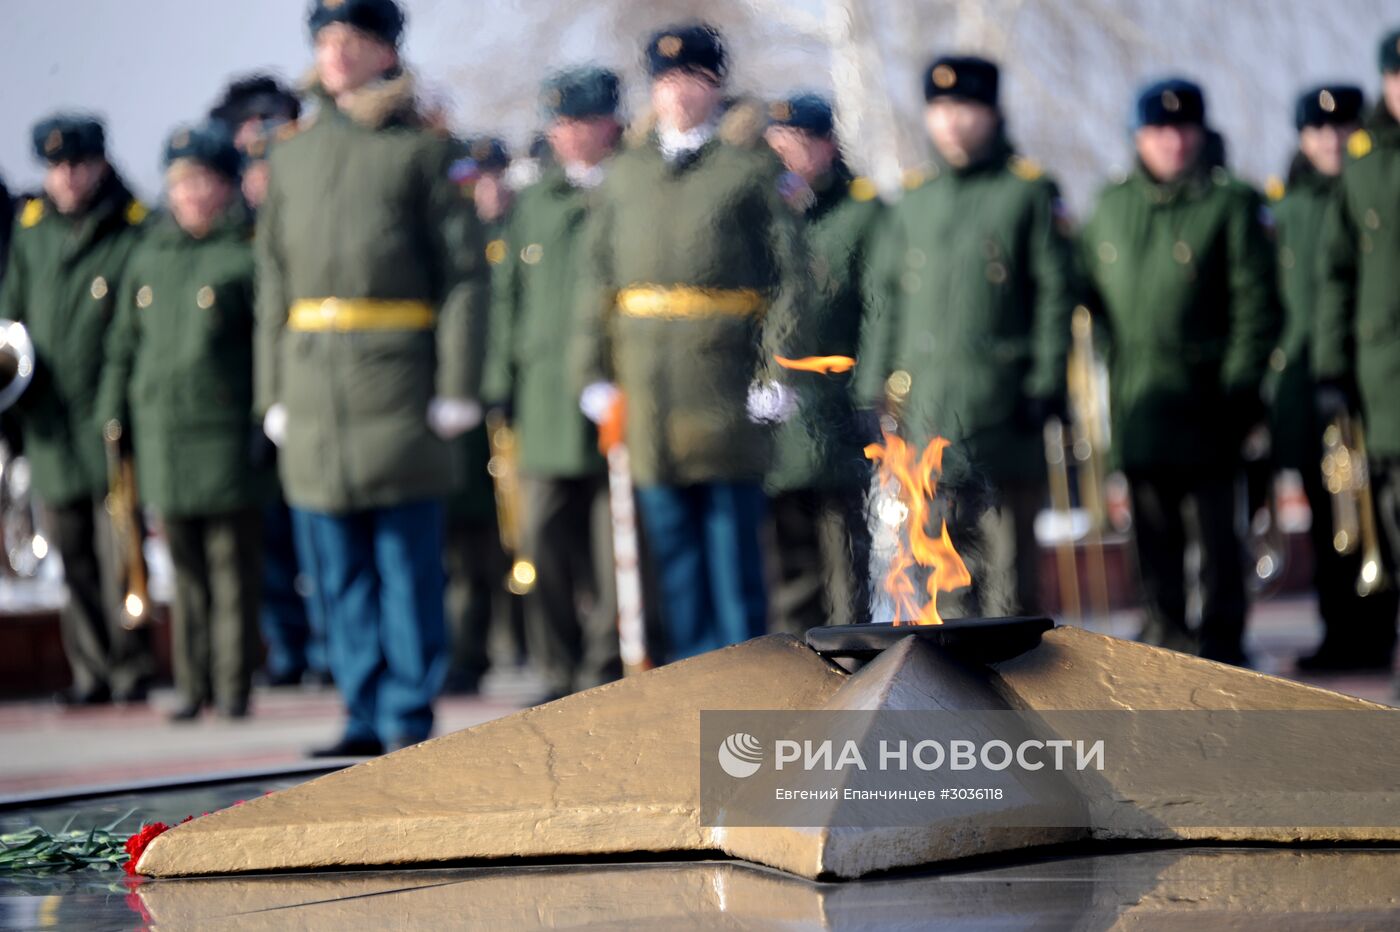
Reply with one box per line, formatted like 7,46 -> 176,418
123,822 -> 171,876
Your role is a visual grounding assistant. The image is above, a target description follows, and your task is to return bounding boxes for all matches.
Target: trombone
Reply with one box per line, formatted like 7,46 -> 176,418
102,420 -> 150,630
1064,306 -> 1112,619
485,409 -> 536,596
1321,411 -> 1388,597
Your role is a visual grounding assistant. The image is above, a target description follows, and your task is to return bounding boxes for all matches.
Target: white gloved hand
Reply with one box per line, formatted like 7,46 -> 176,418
746,381 -> 798,424
263,404 -> 288,448
427,397 -> 484,440
579,381 -> 620,425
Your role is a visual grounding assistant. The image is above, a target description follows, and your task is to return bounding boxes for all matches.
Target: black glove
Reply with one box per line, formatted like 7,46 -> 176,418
248,423 -> 278,471
1314,377 -> 1358,424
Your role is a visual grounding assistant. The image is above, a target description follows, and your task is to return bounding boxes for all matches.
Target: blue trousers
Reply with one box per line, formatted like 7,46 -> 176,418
259,500 -> 326,680
634,482 -> 768,661
295,500 -> 447,745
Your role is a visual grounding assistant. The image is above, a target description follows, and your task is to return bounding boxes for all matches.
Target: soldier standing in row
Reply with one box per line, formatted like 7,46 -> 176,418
256,0 -> 489,755
1314,27 -> 1400,676
762,93 -> 881,631
858,56 -> 1077,618
97,123 -> 272,720
1081,79 -> 1279,664
207,74 -> 331,689
0,114 -> 153,705
1270,83 -> 1398,670
573,23 -> 808,660
484,68 -> 624,699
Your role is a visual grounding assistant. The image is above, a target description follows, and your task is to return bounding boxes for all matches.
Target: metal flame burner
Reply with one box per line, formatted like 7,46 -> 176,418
805,617 -> 1055,665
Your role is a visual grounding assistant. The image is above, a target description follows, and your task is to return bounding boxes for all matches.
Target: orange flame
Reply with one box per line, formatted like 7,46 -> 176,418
864,432 -> 972,625
774,355 -> 857,375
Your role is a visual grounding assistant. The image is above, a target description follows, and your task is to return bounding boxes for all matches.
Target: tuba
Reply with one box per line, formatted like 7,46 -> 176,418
0,319 -> 48,578
485,409 -> 536,596
1321,412 -> 1388,597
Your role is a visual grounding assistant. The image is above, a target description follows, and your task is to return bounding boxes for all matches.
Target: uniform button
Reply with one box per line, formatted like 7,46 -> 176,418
1270,348 -> 1287,372
196,286 -> 215,309
982,240 -> 1001,260
900,271 -> 922,294
1097,242 -> 1117,264
886,370 -> 912,398
905,248 -> 927,269
136,285 -> 153,308
521,243 -> 544,265
90,276 -> 108,300
1364,209 -> 1381,230
986,262 -> 1007,284
1172,241 -> 1193,264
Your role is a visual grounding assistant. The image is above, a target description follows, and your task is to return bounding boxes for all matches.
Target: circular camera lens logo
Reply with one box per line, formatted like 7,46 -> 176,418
718,732 -> 764,778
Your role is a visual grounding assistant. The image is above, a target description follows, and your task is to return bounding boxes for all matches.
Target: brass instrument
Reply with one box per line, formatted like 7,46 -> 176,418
1321,412 -> 1388,597
485,409 -> 536,596
1066,307 -> 1112,618
102,420 -> 150,629
0,319 -> 47,578
1240,424 -> 1287,596
1043,416 -> 1082,619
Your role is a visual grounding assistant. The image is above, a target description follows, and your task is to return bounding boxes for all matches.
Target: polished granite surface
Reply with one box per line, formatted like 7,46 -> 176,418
4,775 -> 1400,929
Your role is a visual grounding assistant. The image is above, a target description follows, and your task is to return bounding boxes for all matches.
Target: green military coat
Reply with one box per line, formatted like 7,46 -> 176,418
255,73 -> 489,513
572,107 -> 809,487
1314,109 -> 1400,458
484,167 -> 606,479
1081,163 -> 1279,472
96,204 -> 272,517
1267,155 -> 1333,470
856,136 -> 1077,484
767,166 -> 882,493
0,172 -> 146,505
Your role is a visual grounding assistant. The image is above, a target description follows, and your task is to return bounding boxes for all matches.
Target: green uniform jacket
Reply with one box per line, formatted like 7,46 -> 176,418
1268,155 -> 1333,470
254,73 -> 489,513
95,205 -> 272,517
484,168 -> 605,479
857,137 -> 1077,484
768,166 -> 882,493
1081,163 -> 1280,472
0,172 -> 146,505
572,110 -> 810,487
1314,109 -> 1400,458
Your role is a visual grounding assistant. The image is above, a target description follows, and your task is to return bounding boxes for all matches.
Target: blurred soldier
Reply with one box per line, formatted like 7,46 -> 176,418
97,123 -> 272,720
0,114 -> 153,705
483,68 -> 624,699
858,56 -> 1077,618
1273,84 -> 1397,670
209,74 -> 301,210
573,23 -> 808,660
444,133 -> 523,694
209,73 -> 330,688
1081,79 -> 1279,664
762,93 -> 881,631
256,0 -> 489,755
1314,29 -> 1400,672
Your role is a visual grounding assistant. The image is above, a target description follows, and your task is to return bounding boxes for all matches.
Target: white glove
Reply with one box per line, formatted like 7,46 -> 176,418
427,397 -> 483,440
263,404 -> 288,448
579,381 -> 620,425
746,381 -> 798,424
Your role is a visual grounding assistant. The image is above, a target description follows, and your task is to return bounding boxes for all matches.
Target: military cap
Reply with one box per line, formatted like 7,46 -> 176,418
1380,26 -> 1400,73
767,93 -> 835,138
923,55 -> 999,107
307,0 -> 404,46
1134,78 -> 1206,128
31,113 -> 105,163
645,23 -> 726,81
1294,84 -> 1364,130
541,67 -> 621,119
164,121 -> 243,180
209,74 -> 301,127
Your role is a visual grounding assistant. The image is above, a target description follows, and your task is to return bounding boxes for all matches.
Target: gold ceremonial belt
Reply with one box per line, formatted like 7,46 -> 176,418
288,298 -> 435,332
616,286 -> 767,319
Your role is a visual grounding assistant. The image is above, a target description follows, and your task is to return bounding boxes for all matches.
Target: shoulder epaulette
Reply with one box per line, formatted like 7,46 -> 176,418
1347,129 -> 1372,160
849,176 -> 878,202
1264,175 -> 1285,202
1008,155 -> 1043,182
19,198 -> 44,229
124,199 -> 149,226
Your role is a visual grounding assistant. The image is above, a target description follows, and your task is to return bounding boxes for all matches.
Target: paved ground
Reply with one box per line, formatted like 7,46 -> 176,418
0,596 -> 1393,797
